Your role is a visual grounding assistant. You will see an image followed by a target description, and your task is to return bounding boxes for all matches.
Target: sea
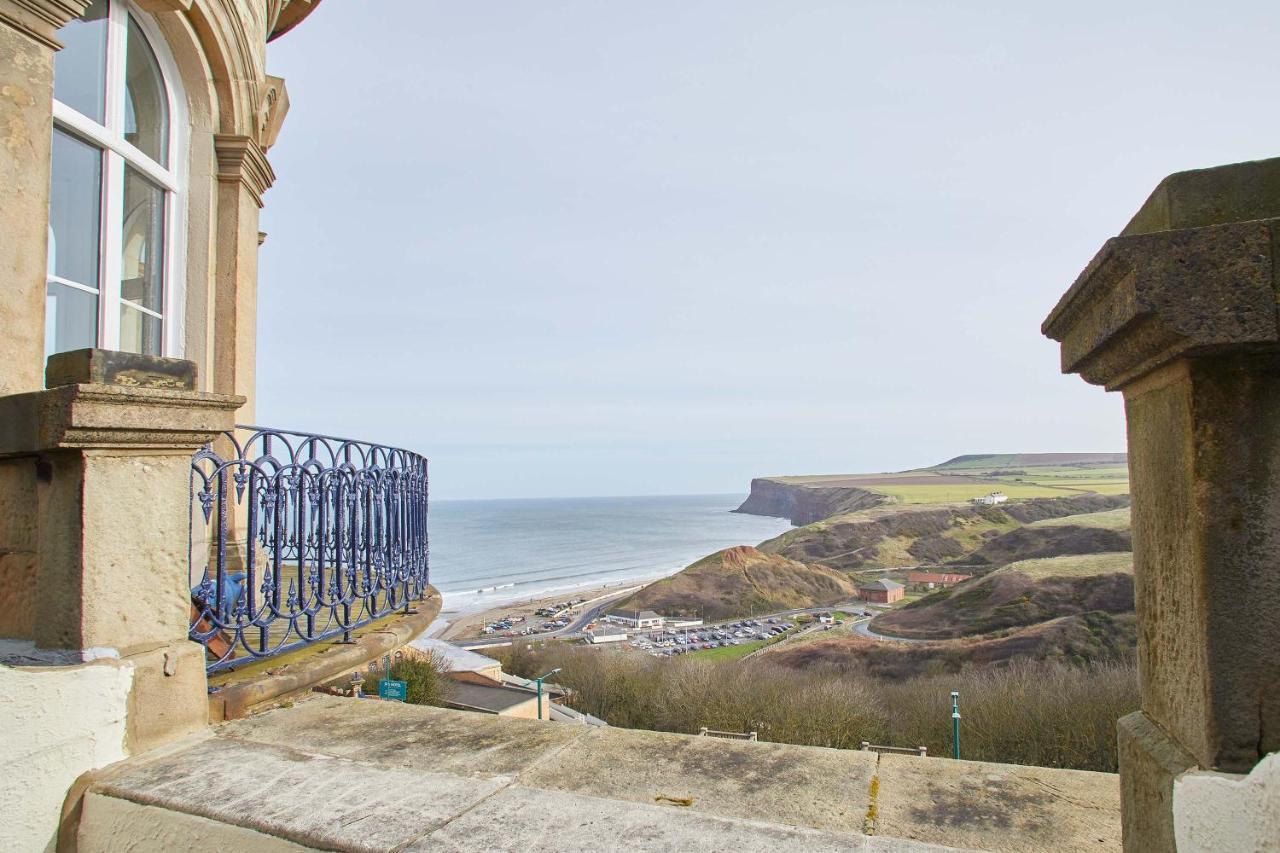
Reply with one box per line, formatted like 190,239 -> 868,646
428,494 -> 793,618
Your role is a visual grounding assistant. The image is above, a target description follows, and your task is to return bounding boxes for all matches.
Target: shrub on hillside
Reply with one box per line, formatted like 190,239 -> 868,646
496,644 -> 1137,772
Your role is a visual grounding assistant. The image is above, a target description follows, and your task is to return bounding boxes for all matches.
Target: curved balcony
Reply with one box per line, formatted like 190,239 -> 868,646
189,426 -> 429,673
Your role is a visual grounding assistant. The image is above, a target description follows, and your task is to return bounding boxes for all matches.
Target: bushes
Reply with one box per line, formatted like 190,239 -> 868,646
369,652 -> 453,707
497,645 -> 1137,772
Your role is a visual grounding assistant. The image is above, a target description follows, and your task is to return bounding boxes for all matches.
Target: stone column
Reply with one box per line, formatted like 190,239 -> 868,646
1043,158 -> 1280,851
0,1 -> 91,396
0,349 -> 242,752
212,134 -> 274,423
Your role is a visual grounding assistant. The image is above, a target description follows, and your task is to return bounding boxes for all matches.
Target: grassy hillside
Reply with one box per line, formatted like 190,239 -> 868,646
738,455 -> 1129,517
757,494 -> 1129,572
616,546 -> 858,621
869,552 -> 1134,640
767,612 -> 1136,678
1028,507 -> 1130,530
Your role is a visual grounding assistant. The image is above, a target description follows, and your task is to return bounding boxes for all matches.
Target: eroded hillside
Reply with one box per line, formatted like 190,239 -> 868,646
616,545 -> 858,621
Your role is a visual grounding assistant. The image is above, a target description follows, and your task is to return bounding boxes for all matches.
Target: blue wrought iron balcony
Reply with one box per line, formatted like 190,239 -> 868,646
189,426 -> 429,673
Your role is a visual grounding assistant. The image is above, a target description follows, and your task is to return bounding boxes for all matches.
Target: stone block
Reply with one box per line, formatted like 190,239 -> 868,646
1117,712 -> 1197,853
45,349 -> 198,391
124,642 -> 208,754
1122,157 -> 1280,237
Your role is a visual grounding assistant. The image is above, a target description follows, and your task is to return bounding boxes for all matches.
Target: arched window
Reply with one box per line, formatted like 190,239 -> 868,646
47,0 -> 185,362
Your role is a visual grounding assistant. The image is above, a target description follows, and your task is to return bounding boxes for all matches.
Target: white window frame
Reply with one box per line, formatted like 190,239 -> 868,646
50,0 -> 187,358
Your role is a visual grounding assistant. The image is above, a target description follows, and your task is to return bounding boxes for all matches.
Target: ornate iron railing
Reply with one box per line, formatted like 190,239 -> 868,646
189,425 -> 428,673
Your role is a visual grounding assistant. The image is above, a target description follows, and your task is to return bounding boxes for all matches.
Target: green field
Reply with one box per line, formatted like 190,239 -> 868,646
1028,507 -> 1131,530
994,552 -> 1133,579
686,639 -> 769,661
866,481 -> 1087,504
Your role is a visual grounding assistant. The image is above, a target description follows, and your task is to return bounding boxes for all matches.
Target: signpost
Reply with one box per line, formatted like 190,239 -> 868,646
379,679 -> 408,702
950,691 -> 961,759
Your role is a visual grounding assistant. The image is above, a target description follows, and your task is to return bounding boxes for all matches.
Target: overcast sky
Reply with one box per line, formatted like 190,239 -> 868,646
257,2 -> 1278,500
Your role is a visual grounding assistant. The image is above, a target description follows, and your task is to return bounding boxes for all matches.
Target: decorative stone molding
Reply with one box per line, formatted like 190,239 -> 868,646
0,384 -> 243,456
257,74 -> 289,150
1043,218 -> 1280,390
213,133 -> 275,207
267,0 -> 318,42
0,0 -> 91,50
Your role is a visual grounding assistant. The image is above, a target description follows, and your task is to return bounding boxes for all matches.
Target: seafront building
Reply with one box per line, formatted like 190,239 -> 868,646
0,2 -> 1277,851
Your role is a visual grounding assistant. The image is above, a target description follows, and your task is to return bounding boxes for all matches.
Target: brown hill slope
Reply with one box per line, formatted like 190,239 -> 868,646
616,546 -> 858,621
758,494 -> 1129,572
870,553 -> 1134,640
765,612 -> 1136,679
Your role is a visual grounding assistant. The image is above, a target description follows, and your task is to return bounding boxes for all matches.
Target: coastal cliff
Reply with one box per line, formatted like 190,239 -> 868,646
734,478 -> 887,525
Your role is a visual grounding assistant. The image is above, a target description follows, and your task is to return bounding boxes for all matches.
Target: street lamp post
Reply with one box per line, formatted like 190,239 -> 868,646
950,690 -> 961,759
535,668 -> 562,720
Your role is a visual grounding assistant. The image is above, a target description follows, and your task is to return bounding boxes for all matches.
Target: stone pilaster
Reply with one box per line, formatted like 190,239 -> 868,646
1043,157 -> 1280,851
212,135 -> 274,423
0,1 -> 91,397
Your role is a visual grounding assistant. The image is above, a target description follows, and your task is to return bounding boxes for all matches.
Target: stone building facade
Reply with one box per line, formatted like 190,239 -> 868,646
0,2 -> 318,849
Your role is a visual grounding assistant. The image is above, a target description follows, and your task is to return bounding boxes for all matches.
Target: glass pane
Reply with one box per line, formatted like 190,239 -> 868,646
124,15 -> 169,165
49,128 -> 103,288
54,0 -> 109,122
120,165 -> 165,315
119,303 -> 161,355
45,282 -> 98,357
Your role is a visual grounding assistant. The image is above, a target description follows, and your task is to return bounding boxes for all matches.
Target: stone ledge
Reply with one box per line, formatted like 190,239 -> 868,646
82,694 -> 1121,852
0,383 -> 243,457
206,587 -> 441,721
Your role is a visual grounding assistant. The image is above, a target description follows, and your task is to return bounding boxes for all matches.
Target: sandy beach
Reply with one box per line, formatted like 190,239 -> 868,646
438,579 -> 655,641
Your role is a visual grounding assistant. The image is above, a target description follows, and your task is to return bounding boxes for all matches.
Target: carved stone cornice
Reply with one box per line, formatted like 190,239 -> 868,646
1043,158 -> 1280,392
214,133 -> 276,207
258,75 -> 289,150
267,0 -> 319,42
0,384 -> 243,456
0,0 -> 92,50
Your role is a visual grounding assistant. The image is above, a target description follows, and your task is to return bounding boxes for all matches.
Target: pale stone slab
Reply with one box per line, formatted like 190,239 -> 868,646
410,784 -> 962,853
79,793 -> 314,853
227,695 -> 589,776
95,736 -> 509,852
873,752 -> 1121,852
519,723 -> 878,834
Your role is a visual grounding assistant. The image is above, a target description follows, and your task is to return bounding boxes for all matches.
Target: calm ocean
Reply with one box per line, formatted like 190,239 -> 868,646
428,494 -> 793,616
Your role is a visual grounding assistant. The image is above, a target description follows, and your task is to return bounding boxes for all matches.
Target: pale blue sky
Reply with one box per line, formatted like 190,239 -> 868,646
258,2 -> 1278,499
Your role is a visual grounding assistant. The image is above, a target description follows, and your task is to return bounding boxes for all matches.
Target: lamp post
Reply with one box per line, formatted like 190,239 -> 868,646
535,668 -> 562,720
950,690 -> 961,759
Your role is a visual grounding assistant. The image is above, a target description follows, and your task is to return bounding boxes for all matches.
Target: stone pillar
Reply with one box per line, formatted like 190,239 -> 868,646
1043,158 -> 1280,851
212,134 -> 274,423
0,1 -> 91,396
0,350 -> 242,751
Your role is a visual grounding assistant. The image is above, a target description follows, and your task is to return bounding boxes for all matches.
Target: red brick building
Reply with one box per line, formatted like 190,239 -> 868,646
857,578 -> 905,604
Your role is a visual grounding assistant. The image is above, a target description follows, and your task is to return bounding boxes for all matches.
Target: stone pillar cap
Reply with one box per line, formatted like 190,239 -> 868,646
1043,158 -> 1280,391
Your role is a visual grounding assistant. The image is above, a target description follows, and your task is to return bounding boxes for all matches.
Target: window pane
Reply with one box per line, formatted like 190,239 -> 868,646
120,165 -> 165,315
119,303 -> 161,355
45,283 -> 98,357
53,0 -> 109,122
49,128 -> 103,288
124,15 -> 169,165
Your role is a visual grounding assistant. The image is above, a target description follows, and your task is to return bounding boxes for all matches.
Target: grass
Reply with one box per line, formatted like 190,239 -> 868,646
995,552 -> 1133,579
865,482 -> 1082,504
686,639 -> 769,661
1028,507 -> 1131,531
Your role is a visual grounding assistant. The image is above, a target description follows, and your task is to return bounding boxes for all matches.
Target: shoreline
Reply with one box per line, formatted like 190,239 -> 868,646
437,576 -> 663,641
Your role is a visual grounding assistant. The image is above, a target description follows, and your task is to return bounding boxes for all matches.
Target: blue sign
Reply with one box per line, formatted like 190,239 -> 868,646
379,679 -> 408,701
